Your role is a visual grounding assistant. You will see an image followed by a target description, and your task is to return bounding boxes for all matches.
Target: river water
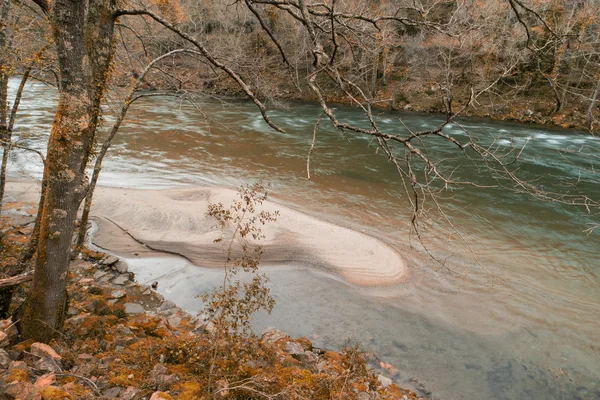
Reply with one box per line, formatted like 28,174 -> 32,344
7,79 -> 600,399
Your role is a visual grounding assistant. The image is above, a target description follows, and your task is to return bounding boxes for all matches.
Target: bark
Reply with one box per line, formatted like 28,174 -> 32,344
20,0 -> 116,343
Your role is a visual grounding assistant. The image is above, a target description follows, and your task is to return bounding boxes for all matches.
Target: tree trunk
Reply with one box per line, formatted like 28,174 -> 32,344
20,0 -> 116,343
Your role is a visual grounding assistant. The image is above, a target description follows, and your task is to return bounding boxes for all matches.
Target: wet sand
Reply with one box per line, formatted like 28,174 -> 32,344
6,181 -> 406,286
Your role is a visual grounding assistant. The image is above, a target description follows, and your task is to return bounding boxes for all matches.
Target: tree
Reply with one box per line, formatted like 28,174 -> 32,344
19,0 -> 117,342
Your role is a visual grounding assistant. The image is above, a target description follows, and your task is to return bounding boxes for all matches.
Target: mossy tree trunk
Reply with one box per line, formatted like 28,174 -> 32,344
20,0 -> 116,343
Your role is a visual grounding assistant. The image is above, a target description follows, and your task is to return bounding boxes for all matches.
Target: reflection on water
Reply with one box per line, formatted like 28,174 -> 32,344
9,79 -> 600,399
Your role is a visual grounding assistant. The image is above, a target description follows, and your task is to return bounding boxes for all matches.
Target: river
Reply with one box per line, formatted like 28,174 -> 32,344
6,79 -> 600,399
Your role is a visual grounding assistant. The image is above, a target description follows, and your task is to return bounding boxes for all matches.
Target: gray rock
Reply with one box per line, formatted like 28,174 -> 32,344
301,350 -> 319,364
112,274 -> 130,285
93,270 -> 108,279
120,386 -> 139,400
114,260 -> 129,273
102,255 -> 119,266
378,375 -> 392,388
124,303 -> 145,314
0,348 -> 10,369
158,300 -> 176,313
102,386 -> 122,398
167,315 -> 182,328
109,289 -> 126,299
285,341 -> 304,356
34,357 -> 61,373
67,306 -> 80,316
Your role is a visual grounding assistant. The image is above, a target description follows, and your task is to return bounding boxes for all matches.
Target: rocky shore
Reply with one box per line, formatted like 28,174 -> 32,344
0,251 -> 427,399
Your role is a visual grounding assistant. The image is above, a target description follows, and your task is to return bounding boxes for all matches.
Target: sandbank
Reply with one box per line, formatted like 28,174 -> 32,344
5,181 -> 406,286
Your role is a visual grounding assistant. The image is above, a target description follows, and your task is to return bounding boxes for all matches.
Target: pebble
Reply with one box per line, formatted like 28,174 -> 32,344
124,303 -> 145,314
112,274 -> 130,285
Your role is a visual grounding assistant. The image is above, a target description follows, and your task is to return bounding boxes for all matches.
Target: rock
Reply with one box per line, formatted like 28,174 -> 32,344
158,300 -> 176,313
30,343 -> 62,363
261,327 -> 289,344
149,392 -> 173,400
285,342 -> 304,356
0,330 -> 8,347
9,360 -> 28,371
4,381 -> 41,400
300,350 -> 319,364
0,348 -> 10,369
120,386 -> 139,400
78,278 -> 94,285
93,270 -> 108,280
114,260 -> 129,273
109,289 -> 126,299
167,315 -> 182,328
112,274 -> 130,285
124,303 -> 144,314
102,386 -> 122,398
151,363 -> 169,378
34,373 -> 56,388
67,306 -> 79,316
102,255 -> 119,266
378,375 -> 392,388
34,358 -> 61,373
357,392 -> 371,400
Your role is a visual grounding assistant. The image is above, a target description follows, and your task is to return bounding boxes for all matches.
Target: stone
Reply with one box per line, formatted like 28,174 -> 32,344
158,300 -> 176,313
149,392 -> 173,400
167,315 -> 182,328
300,350 -> 319,364
120,386 -> 139,400
0,330 -> 8,347
114,260 -> 129,273
357,393 -> 371,400
377,375 -> 392,388
112,274 -> 130,285
34,357 -> 61,373
67,306 -> 80,316
0,348 -> 10,369
102,386 -> 122,398
93,270 -> 108,279
261,327 -> 289,344
285,342 -> 304,356
30,343 -> 62,363
109,289 -> 126,299
124,303 -> 145,314
34,373 -> 56,388
102,255 -> 119,266
78,278 -> 94,285
4,381 -> 41,400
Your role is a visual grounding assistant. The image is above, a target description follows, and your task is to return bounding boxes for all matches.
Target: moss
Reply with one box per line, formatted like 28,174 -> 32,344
7,368 -> 30,383
175,381 -> 204,399
40,386 -> 74,400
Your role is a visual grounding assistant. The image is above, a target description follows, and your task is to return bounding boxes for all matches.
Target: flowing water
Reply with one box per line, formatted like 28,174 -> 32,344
7,79 -> 600,399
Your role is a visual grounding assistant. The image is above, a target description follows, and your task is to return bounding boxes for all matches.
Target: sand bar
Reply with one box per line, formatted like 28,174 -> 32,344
6,181 -> 406,286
